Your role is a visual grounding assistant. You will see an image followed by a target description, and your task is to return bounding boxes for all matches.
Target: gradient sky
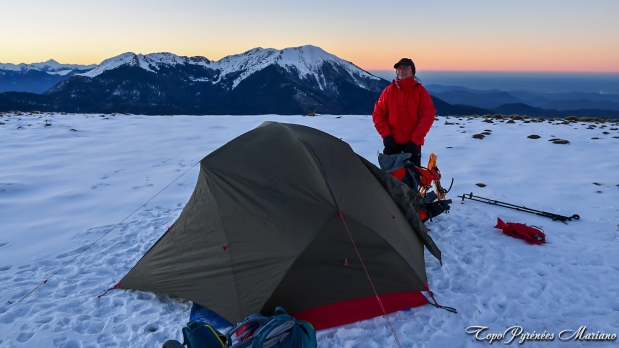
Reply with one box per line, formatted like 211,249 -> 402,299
2,0 -> 618,72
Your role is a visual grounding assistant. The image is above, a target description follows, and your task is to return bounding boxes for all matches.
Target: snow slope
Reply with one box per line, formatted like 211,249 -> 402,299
0,113 -> 618,347
78,45 -> 380,89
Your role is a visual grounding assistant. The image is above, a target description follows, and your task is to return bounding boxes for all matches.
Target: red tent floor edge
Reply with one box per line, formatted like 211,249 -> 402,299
292,291 -> 429,330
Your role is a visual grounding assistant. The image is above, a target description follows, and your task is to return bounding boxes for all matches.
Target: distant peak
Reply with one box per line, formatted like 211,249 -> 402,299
115,52 -> 138,59
0,59 -> 96,73
246,47 -> 265,53
291,44 -> 324,51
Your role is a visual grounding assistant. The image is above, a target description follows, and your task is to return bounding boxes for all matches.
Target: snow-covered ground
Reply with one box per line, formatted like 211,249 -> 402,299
1,112 -> 618,347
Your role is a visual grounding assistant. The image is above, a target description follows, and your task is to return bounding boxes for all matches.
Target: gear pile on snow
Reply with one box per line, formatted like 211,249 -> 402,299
378,152 -> 452,222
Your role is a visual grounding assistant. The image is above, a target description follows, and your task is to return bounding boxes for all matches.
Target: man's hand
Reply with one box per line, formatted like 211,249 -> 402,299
383,135 -> 397,148
383,135 -> 398,155
404,142 -> 421,166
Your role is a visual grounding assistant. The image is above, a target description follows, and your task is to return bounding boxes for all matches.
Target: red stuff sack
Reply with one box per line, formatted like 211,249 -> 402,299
494,218 -> 546,245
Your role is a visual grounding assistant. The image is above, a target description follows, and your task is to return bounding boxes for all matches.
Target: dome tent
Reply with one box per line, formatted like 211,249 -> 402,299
119,121 -> 441,330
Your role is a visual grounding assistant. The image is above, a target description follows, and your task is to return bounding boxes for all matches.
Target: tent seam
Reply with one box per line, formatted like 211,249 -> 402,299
256,123 -> 347,311
259,211 -> 341,312
201,165 -> 243,321
276,123 -> 340,210
339,213 -> 427,288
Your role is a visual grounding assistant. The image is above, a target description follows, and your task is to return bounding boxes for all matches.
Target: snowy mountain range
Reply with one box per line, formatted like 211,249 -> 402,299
79,46 -> 379,91
0,60 -> 95,94
0,59 -> 95,74
6,46 -> 614,117
0,45 -> 389,114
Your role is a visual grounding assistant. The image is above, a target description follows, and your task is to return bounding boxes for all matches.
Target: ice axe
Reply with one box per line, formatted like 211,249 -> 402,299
458,192 -> 580,224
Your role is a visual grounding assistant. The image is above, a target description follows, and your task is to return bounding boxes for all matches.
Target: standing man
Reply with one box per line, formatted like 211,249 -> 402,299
372,58 -> 436,167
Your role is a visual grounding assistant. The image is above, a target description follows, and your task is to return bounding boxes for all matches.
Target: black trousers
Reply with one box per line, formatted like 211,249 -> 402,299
383,143 -> 422,167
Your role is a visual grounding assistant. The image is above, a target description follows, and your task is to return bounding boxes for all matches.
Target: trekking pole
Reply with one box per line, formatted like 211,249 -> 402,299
458,192 -> 580,224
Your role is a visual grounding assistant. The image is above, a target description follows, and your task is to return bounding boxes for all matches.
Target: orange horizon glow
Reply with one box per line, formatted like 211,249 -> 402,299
349,49 -> 619,74
2,48 -> 618,74
2,1 -> 618,74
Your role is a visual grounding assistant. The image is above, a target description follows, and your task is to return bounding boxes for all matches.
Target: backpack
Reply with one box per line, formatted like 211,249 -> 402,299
225,307 -> 317,348
378,152 -> 452,222
184,320 -> 228,348
421,191 -> 452,223
161,320 -> 228,348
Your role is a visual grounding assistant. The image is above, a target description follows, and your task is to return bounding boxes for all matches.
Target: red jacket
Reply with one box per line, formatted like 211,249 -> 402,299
372,77 -> 436,146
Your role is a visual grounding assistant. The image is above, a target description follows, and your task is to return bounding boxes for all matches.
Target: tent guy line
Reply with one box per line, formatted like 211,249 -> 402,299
338,210 -> 403,348
7,160 -> 202,306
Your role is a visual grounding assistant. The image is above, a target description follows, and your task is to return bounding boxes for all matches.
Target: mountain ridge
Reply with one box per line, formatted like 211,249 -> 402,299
1,45 -> 388,115
2,47 -> 618,118
426,84 -> 619,111
77,46 -> 380,90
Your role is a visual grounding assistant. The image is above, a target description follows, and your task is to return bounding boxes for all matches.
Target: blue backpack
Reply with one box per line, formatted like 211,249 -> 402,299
184,321 -> 228,348
162,320 -> 227,348
225,307 -> 316,348
163,307 -> 316,348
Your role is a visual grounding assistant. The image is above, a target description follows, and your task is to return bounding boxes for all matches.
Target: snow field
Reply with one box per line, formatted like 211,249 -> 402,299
0,113 -> 618,347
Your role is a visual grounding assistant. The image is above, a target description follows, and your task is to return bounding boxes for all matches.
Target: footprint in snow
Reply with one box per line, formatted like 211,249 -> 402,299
55,245 -> 90,259
132,184 -> 154,189
59,339 -> 82,348
15,332 -> 35,343
34,316 -> 54,324
15,264 -> 37,274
